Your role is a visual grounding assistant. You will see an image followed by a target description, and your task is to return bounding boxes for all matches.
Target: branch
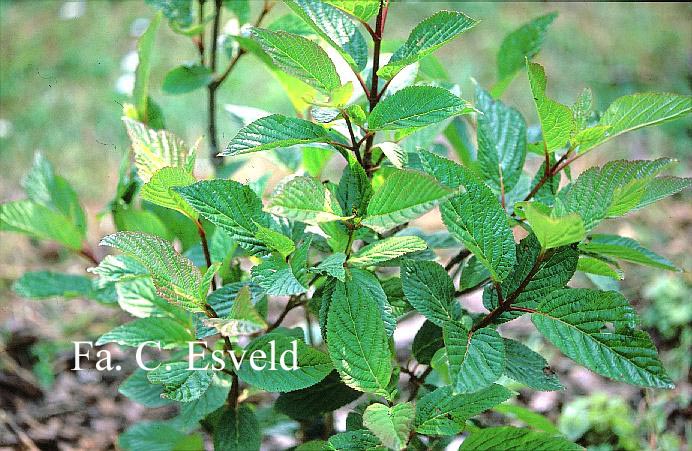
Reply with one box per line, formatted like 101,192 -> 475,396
195,220 -> 217,291
407,366 -> 432,401
266,297 -> 305,333
445,249 -> 471,272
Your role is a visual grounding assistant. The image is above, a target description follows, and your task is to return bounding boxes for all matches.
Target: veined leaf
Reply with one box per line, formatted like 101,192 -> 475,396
459,427 -> 581,450
266,176 -> 349,225
415,384 -> 513,436
119,368 -> 172,408
532,288 -> 674,388
577,256 -> 623,280
327,275 -> 392,398
253,221 -> 295,258
96,317 -> 193,349
578,92 -> 692,154
362,169 -> 452,233
122,117 -> 195,183
203,286 -> 267,337
119,421 -> 201,451
100,232 -> 207,312
140,167 -> 197,219
419,149 -> 478,190
311,253 -> 347,282
493,13 -> 557,97
440,179 -> 516,282
322,0 -> 379,21
635,176 -> 691,210
285,0 -> 367,71
13,271 -> 115,303
327,430 -> 384,451
378,11 -> 479,79
412,320 -> 444,365
251,27 -> 341,93
0,200 -> 83,250
368,86 -> 474,131
580,234 -> 678,271
363,402 -> 414,450
222,114 -> 330,156
503,338 -> 563,391
275,371 -> 361,420
515,201 -> 586,249
251,254 -> 308,296
475,86 -> 527,193
527,61 -> 575,153
213,405 -> 261,451
374,142 -> 407,169
444,323 -> 505,393
147,361 -> 213,402
558,167 -> 613,232
349,236 -> 427,268
162,64 -> 213,94
175,180 -> 270,255
337,154 -> 372,217
237,333 -> 332,392
401,260 -> 461,327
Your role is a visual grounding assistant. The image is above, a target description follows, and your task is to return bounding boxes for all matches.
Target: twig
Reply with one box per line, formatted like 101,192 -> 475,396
195,220 -> 217,291
445,249 -> 471,272
79,245 -> 99,265
407,366 -> 432,401
0,409 -> 40,451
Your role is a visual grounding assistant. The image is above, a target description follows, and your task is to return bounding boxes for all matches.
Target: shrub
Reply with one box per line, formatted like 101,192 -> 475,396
2,1 -> 691,449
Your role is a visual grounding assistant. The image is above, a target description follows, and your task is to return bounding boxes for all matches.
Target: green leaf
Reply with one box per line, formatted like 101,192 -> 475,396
362,169 -> 452,233
459,427 -> 581,451
174,180 -> 270,255
327,429 -> 384,451
492,404 -> 560,434
503,338 -> 563,391
302,146 -> 333,177
275,371 -> 362,420
368,86 -> 474,131
119,369 -> 172,408
322,0 -> 379,21
12,271 -> 114,303
96,317 -> 193,349
527,61 -> 575,153
203,286 -> 267,337
337,155 -> 372,217
418,149 -> 477,190
311,253 -> 347,282
222,114 -> 330,156
482,234 -> 578,324
251,254 -> 308,295
123,117 -> 195,183
140,167 -> 198,219
580,234 -> 679,271
119,421 -> 202,451
327,275 -> 392,398
440,180 -> 516,282
378,11 -> 478,79
635,176 -> 691,210
267,176 -> 349,224
132,12 -> 161,121
578,93 -> 692,154
444,323 -> 505,393
285,0 -> 367,71
363,402 -> 414,450
515,201 -> 586,249
251,27 -> 341,93
412,321 -> 443,365
174,372 -> 230,426
349,236 -> 427,268
415,384 -> 513,436
147,361 -> 213,402
475,86 -> 527,193
162,64 -> 213,94
401,260 -> 461,327
459,256 -> 490,291
237,333 -> 331,392
100,232 -> 207,312
532,288 -> 674,388
493,13 -> 557,97
0,200 -> 83,250
374,142 -> 408,169
213,405 -> 261,451
576,256 -> 622,280
253,221 -> 295,258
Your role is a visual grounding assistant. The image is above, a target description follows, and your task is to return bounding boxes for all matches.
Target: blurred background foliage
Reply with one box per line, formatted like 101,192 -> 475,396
1,1 -> 690,450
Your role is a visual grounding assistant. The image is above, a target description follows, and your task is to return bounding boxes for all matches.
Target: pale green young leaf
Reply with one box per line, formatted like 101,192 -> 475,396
237,333 -> 332,392
557,167 -> 613,231
459,427 -> 581,451
214,405 -> 261,451
362,169 -> 452,233
378,11 -> 479,79
266,176 -> 349,225
527,61 -> 575,153
114,277 -> 181,319
576,256 -> 623,280
401,260 -> 461,327
322,0 -> 379,21
363,402 -> 414,450
302,146 -> 333,177
635,176 -> 691,210
492,404 -> 560,434
444,323 -> 505,393
253,221 -> 296,258
162,64 -> 213,94
174,180 -> 270,255
327,276 -> 392,398
440,179 -> 516,282
0,200 -> 83,250
100,232 -> 207,312
515,201 -> 586,249
578,92 -> 692,154
113,207 -> 171,240
532,288 -> 674,388
203,286 -> 268,337
349,236 -> 427,268
368,86 -> 474,131
251,27 -> 341,93
96,317 -> 194,349
132,12 -> 161,121
415,384 -> 513,436
285,0 -> 368,71
503,338 -> 563,391
222,114 -> 330,156
475,86 -> 527,193
373,142 -> 407,169
493,13 -> 557,97
311,252 -> 347,282
147,361 -> 213,402
580,234 -> 679,271
571,87 -> 593,130
140,167 -> 198,219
